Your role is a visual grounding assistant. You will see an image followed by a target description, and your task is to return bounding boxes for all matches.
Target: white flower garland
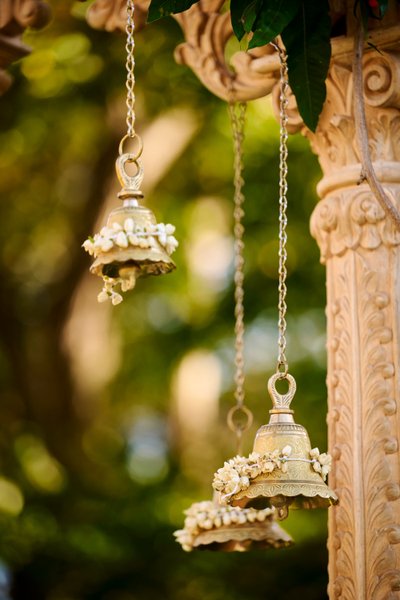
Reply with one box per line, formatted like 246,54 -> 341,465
83,218 -> 178,304
174,500 -> 275,552
212,446 -> 332,503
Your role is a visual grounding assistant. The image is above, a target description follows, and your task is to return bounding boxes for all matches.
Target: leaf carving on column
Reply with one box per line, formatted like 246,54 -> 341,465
306,50 -> 400,184
315,187 -> 400,598
311,188 -> 400,264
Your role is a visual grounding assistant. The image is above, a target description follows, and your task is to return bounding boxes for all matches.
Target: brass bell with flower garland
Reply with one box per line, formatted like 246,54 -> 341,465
212,45 -> 339,521
174,494 -> 293,552
82,0 -> 178,304
84,145 -> 177,304
216,373 -> 339,518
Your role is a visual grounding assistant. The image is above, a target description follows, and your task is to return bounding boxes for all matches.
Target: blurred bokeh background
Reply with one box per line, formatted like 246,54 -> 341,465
0,1 -> 329,598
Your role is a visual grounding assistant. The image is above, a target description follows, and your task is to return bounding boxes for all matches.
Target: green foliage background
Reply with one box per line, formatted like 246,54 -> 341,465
0,1 -> 328,598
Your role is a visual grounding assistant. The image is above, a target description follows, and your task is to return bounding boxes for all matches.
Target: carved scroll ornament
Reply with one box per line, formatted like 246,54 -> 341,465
86,0 -> 281,102
308,30 -> 400,599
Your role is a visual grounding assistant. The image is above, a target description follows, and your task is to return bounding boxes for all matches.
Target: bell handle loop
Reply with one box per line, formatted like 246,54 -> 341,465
227,405 -> 253,434
267,372 -> 297,410
119,133 -> 143,160
116,154 -> 144,193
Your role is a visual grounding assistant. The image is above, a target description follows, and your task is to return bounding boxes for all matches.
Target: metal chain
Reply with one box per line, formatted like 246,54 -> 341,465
227,102 -> 253,454
125,0 -> 136,137
272,43 -> 289,376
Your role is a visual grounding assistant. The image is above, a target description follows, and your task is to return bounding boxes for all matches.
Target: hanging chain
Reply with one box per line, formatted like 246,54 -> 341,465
272,43 -> 289,376
227,102 -> 253,454
125,0 -> 136,138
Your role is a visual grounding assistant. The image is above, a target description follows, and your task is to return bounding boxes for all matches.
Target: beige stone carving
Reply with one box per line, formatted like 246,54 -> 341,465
308,30 -> 400,600
173,0 -> 280,101
0,0 -> 51,94
86,0 -> 280,101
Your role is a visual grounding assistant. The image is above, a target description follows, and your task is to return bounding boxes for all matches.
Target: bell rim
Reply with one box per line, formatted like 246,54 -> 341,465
192,521 -> 293,550
90,255 -> 176,277
231,480 -> 339,507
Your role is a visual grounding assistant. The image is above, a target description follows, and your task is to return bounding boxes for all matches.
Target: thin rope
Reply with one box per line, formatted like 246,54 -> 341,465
353,21 -> 400,230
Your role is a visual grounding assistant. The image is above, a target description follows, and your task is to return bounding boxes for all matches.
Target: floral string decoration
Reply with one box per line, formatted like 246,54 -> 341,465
83,218 -> 178,304
212,445 -> 332,504
174,501 -> 275,552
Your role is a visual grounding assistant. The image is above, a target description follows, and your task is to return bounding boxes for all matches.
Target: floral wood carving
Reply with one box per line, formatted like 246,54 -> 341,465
85,0 -> 281,102
173,0 -> 280,102
311,187 -> 400,263
0,0 -> 51,94
323,232 -> 400,598
305,50 -> 400,197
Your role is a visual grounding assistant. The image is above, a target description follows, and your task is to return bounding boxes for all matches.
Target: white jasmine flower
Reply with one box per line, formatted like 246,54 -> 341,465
97,289 -> 109,303
165,224 -> 175,235
112,222 -> 123,232
127,233 -> 139,246
82,239 -> 95,255
111,292 -> 123,305
166,236 -> 179,254
157,224 -> 168,245
312,461 -> 322,474
115,232 -> 129,248
310,447 -> 320,460
281,445 -> 292,457
100,239 -> 114,252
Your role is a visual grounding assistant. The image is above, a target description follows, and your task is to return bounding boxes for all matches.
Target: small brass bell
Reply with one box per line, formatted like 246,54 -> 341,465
83,137 -> 177,303
213,373 -> 338,519
174,493 -> 293,552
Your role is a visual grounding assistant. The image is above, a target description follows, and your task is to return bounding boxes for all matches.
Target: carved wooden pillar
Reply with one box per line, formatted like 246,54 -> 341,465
308,28 -> 400,599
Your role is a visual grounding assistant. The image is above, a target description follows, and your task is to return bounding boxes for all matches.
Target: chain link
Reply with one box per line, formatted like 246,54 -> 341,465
271,43 -> 289,376
228,102 -> 253,453
125,0 -> 136,137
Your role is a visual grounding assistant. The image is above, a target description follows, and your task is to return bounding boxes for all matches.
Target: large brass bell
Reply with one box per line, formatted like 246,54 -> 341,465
214,373 -> 338,519
174,493 -> 293,552
83,136 -> 177,303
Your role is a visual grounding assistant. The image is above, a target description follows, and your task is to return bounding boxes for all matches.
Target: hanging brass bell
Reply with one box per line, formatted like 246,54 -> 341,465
213,373 -> 338,518
83,137 -> 177,303
174,493 -> 293,552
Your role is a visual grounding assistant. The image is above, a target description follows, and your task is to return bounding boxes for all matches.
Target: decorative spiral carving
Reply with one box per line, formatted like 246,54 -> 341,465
363,54 -> 400,108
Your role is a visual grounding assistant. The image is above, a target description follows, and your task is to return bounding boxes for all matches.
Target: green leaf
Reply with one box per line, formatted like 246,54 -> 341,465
231,0 -> 261,40
147,0 -> 198,22
281,0 -> 331,131
248,0 -> 301,49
